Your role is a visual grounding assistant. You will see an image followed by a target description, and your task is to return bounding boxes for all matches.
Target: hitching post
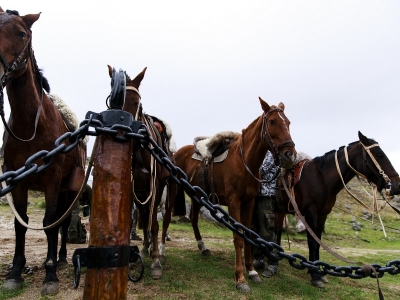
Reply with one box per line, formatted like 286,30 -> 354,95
82,68 -> 132,299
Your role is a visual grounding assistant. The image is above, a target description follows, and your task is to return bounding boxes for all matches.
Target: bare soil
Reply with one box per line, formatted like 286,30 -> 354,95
0,207 -> 161,300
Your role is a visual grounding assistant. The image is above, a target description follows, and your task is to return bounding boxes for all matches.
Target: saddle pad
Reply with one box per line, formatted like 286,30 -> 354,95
191,149 -> 229,163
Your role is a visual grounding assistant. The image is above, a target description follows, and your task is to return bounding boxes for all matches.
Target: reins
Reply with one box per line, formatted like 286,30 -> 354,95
335,141 -> 397,237
0,35 -> 44,142
126,85 -> 159,231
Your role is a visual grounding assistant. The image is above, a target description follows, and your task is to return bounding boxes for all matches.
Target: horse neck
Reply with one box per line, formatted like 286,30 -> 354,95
322,144 -> 360,193
241,116 -> 269,174
5,63 -> 43,133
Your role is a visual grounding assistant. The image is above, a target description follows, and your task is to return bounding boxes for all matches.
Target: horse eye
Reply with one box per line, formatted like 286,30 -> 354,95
18,31 -> 26,38
269,120 -> 275,125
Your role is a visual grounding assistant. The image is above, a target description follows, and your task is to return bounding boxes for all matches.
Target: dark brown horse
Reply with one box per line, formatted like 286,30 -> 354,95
0,8 -> 86,295
107,65 -> 175,279
275,131 -> 400,288
161,98 -> 297,293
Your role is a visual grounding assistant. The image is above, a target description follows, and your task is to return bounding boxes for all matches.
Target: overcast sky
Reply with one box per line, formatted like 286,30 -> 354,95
2,1 -> 399,173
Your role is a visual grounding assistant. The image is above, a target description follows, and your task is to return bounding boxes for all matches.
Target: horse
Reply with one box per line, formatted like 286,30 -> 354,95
274,131 -> 400,288
107,65 -> 176,279
160,98 -> 297,293
0,9 -> 86,295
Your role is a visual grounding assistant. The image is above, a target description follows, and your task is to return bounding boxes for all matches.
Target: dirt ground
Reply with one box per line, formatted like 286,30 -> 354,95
0,208 -> 164,300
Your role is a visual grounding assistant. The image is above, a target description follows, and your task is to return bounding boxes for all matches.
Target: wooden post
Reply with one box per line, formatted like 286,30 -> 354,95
83,133 -> 132,300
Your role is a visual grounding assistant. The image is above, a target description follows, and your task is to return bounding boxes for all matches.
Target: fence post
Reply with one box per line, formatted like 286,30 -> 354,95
82,68 -> 132,299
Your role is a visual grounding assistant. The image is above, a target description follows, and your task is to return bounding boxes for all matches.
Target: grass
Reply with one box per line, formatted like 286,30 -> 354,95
1,178 -> 400,299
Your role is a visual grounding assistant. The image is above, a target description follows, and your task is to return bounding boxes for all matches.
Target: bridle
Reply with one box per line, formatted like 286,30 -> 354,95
335,141 -> 398,214
0,14 -> 44,142
240,107 -> 295,183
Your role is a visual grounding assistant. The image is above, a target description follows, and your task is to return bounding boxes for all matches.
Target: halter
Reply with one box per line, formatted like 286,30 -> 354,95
0,42 -> 31,88
125,86 -> 141,120
240,107 -> 295,183
0,23 -> 44,142
335,141 -> 397,214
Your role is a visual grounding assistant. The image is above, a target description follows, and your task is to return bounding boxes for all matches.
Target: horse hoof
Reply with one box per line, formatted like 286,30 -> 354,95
151,262 -> 163,280
321,275 -> 329,283
236,282 -> 251,293
311,280 -> 324,288
57,261 -> 68,270
249,274 -> 262,284
2,279 -> 23,291
41,281 -> 59,295
201,249 -> 211,256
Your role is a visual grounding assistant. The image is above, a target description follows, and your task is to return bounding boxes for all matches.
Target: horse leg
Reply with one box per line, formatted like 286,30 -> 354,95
139,207 -> 151,258
191,199 -> 210,256
57,191 -> 73,270
160,180 -> 176,263
306,211 -> 327,288
41,185 -> 65,295
3,189 -> 28,291
150,199 -> 162,280
225,199 -> 250,293
242,199 -> 261,285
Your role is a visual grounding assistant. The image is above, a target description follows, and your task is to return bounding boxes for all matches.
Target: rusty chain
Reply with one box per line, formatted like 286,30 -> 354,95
0,113 -> 399,280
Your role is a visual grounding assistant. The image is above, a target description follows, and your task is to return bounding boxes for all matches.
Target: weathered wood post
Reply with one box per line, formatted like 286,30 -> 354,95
74,68 -> 135,300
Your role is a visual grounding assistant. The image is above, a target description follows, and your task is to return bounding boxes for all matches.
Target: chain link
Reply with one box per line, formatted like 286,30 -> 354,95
1,114 -> 399,279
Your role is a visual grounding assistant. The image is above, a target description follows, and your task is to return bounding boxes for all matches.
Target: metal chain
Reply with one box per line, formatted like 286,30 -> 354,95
0,114 -> 399,279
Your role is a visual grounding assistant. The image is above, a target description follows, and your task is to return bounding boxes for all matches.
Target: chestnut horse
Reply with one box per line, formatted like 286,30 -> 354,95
107,65 -> 175,279
161,99 -> 297,293
275,131 -> 400,288
0,9 -> 86,294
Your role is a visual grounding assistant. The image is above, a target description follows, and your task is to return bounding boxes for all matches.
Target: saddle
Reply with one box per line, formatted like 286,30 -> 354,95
191,131 -> 240,204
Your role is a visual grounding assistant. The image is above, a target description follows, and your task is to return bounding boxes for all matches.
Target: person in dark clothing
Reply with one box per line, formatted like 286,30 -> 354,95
252,151 -> 280,278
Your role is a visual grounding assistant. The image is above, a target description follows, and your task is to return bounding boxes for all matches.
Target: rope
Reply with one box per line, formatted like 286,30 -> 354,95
1,139 -> 97,230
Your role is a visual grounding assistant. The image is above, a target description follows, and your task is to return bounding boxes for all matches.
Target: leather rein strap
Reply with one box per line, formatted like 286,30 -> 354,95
0,33 -> 44,142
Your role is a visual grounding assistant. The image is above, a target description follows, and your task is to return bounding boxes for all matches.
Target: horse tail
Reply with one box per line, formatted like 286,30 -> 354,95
174,187 -> 187,216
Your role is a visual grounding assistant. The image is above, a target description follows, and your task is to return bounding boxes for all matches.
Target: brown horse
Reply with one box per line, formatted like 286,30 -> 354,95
161,98 -> 297,293
275,131 -> 400,288
0,9 -> 86,295
107,65 -> 175,279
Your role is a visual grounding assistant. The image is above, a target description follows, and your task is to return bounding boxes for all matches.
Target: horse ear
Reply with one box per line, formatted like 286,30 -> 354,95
22,13 -> 41,29
358,131 -> 367,143
278,102 -> 285,111
0,7 -> 4,13
259,97 -> 271,112
131,67 -> 147,87
107,65 -> 113,78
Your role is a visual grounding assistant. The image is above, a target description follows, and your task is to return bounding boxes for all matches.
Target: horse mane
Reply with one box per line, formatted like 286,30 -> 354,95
38,69 -> 50,93
312,138 -> 378,169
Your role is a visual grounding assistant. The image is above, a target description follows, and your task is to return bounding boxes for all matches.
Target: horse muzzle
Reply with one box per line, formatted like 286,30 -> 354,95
280,148 -> 297,169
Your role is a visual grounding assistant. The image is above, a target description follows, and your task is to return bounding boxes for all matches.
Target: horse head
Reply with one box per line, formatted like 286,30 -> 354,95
357,131 -> 400,196
107,65 -> 146,120
0,9 -> 40,86
259,97 -> 297,169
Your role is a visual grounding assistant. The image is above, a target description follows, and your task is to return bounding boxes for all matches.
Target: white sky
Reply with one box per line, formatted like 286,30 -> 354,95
1,1 -> 400,172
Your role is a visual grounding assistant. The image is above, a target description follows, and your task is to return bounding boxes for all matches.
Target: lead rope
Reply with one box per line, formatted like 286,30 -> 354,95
335,150 -> 373,213
1,136 -> 97,230
343,144 -> 390,236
